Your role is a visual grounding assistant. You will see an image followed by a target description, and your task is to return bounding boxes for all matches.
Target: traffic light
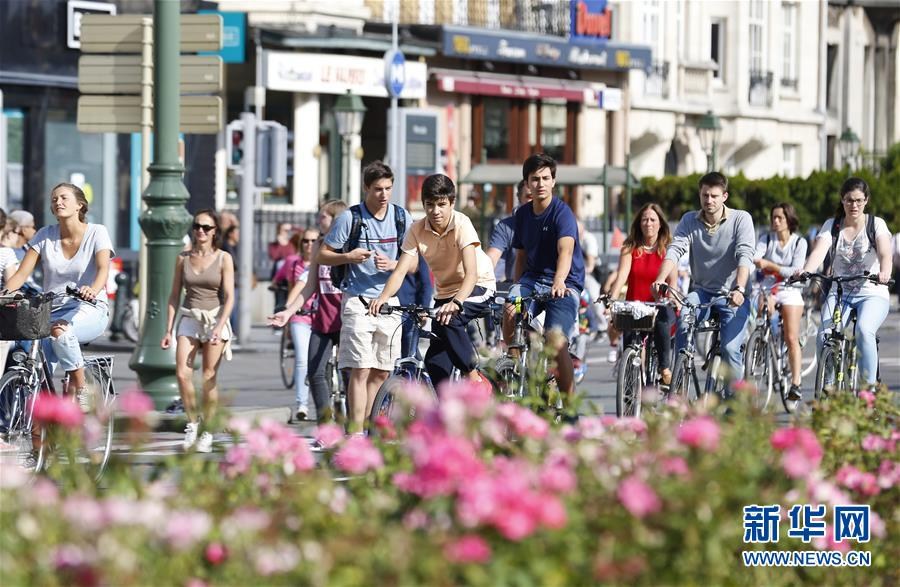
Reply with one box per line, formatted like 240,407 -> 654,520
255,121 -> 288,189
226,120 -> 244,169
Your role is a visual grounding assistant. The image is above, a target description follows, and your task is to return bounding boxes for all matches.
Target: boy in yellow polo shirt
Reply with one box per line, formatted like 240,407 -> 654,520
369,174 -> 496,389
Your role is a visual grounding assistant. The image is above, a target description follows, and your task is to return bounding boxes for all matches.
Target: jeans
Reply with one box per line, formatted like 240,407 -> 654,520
308,330 -> 340,420
425,287 -> 493,390
508,281 -> 580,340
819,291 -> 889,385
675,290 -> 749,382
290,321 -> 311,407
43,299 -> 110,373
401,319 -> 421,360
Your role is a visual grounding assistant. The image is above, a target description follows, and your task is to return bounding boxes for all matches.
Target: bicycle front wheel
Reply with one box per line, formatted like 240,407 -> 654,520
616,347 -> 643,418
368,373 -> 435,434
814,345 -> 840,400
0,370 -> 45,472
68,360 -> 115,481
744,330 -> 774,411
280,328 -> 296,389
670,354 -> 697,403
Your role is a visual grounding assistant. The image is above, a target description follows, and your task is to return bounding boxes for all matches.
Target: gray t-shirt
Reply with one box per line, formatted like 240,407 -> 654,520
665,208 -> 756,295
754,232 -> 808,290
30,223 -> 115,306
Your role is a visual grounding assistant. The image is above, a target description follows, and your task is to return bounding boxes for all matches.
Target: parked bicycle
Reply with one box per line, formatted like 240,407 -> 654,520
792,272 -> 893,398
657,284 -> 729,405
604,296 -> 674,418
0,289 -> 115,478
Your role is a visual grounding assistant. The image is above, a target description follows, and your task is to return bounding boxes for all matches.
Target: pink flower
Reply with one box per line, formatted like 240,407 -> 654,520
395,424 -> 485,498
660,456 -> 690,477
445,535 -> 491,564
615,417 -> 648,436
577,416 -> 606,439
877,460 -> 899,489
205,542 -> 228,565
538,495 -> 568,529
539,461 -> 577,494
496,403 -> 549,440
617,475 -> 662,518
835,464 -> 880,496
812,525 -> 852,553
858,390 -> 876,409
861,434 -> 891,453
118,389 -> 154,420
441,379 -> 494,419
771,427 -> 823,479
314,424 -> 344,450
163,509 -> 211,550
220,445 -> 251,479
31,392 -> 84,429
676,416 -> 720,451
333,435 -> 383,474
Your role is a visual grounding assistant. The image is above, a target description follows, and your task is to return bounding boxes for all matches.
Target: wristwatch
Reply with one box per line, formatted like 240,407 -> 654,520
731,285 -> 746,295
451,299 -> 464,310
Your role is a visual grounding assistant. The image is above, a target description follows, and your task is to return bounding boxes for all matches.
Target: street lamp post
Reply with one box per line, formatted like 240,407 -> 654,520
696,110 -> 722,172
838,127 -> 860,172
333,91 -> 367,202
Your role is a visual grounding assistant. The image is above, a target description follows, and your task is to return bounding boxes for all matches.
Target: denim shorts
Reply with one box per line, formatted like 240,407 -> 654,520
507,281 -> 579,340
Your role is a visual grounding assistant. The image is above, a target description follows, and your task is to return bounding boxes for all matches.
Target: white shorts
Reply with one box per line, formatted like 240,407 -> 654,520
338,295 -> 402,371
775,288 -> 804,307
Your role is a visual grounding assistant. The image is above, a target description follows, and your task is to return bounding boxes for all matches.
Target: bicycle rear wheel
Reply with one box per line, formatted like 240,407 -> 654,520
744,330 -> 774,411
616,347 -> 643,417
0,370 -> 46,472
59,359 -> 115,481
326,358 -> 347,422
280,328 -> 296,389
814,345 -> 840,400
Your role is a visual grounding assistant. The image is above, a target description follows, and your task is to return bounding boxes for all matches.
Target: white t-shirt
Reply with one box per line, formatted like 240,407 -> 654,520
30,223 -> 115,306
0,247 -> 18,290
817,215 -> 891,298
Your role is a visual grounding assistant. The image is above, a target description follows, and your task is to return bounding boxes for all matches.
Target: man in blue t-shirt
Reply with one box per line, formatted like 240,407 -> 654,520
504,153 -> 585,400
487,179 -> 532,292
319,161 -> 412,432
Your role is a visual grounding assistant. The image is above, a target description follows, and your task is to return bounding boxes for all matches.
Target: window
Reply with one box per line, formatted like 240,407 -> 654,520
483,98 -> 509,160
642,0 -> 661,55
826,44 -> 838,112
540,102 -> 567,162
781,3 -> 798,89
749,0 -> 767,74
782,143 -> 800,177
711,18 -> 726,81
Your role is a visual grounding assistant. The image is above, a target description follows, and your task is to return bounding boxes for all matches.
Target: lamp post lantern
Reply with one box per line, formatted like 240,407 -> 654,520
696,110 -> 722,172
838,127 -> 860,171
334,90 -> 367,201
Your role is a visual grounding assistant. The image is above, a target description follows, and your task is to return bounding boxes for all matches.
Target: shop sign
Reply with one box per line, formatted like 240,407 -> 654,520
67,0 -> 116,49
264,51 -> 427,99
571,0 -> 612,42
442,26 -> 650,72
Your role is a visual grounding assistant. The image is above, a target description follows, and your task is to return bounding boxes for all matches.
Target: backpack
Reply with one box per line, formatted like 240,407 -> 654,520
822,214 -> 877,276
330,204 -> 407,290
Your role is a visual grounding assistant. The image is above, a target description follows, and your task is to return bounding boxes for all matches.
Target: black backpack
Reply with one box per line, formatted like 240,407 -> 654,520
822,214 -> 877,276
330,204 -> 407,290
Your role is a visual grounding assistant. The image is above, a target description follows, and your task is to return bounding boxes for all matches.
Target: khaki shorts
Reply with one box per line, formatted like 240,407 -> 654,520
338,295 -> 403,371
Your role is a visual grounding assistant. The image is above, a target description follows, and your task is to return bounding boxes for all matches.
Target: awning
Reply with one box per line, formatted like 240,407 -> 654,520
434,69 -> 599,103
462,164 -> 638,187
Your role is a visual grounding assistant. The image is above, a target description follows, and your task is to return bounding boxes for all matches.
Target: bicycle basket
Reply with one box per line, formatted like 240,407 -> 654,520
0,295 -> 52,340
611,301 -> 657,332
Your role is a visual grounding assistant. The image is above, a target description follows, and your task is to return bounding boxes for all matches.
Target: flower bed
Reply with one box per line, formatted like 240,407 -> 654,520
1,384 -> 897,586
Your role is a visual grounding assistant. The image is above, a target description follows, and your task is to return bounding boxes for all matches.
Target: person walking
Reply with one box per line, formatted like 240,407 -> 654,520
161,209 -> 235,452
4,183 -> 113,405
268,222 -> 296,315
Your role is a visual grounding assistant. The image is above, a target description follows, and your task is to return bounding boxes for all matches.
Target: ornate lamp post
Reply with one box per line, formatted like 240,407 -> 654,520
696,110 -> 722,172
333,90 -> 367,201
838,127 -> 860,171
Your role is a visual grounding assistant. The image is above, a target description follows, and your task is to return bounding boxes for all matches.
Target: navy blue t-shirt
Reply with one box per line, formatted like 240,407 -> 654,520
488,215 -> 516,282
511,198 -> 585,291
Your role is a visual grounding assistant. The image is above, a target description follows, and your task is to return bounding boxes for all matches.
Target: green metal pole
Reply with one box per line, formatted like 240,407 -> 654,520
601,165 -> 608,255
129,0 -> 193,409
624,153 -> 632,229
710,143 -> 717,172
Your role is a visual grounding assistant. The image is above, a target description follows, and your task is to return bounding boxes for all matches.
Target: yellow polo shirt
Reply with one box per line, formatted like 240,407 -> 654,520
401,211 -> 496,299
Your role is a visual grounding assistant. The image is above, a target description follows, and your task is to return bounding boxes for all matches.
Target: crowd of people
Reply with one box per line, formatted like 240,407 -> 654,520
0,157 -> 897,452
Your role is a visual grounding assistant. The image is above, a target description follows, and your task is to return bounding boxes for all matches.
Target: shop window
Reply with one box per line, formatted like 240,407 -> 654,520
540,102 -> 566,162
483,97 -> 509,160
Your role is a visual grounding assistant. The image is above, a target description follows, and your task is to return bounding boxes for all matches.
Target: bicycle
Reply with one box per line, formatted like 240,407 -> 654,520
606,297 -> 674,418
324,337 -> 347,422
279,318 -> 296,389
658,285 -> 729,405
743,283 -> 795,413
0,289 -> 115,479
792,272 -> 893,399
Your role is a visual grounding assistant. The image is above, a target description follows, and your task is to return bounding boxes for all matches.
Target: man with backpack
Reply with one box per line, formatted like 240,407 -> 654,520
318,161 -> 412,433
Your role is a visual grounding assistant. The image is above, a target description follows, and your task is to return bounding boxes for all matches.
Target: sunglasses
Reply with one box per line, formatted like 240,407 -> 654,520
301,238 -> 316,244
193,223 -> 216,232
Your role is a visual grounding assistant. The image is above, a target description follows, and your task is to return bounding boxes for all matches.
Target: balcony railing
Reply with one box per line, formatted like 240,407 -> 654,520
681,62 -> 715,99
368,0 -> 572,36
643,61 -> 670,98
749,69 -> 774,107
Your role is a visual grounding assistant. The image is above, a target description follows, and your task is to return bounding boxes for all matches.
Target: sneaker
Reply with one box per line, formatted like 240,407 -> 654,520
76,387 -> 93,413
787,384 -> 802,402
295,404 -> 309,421
20,452 -> 38,471
183,422 -> 199,450
196,431 -> 213,453
607,348 -> 619,363
165,398 -> 185,414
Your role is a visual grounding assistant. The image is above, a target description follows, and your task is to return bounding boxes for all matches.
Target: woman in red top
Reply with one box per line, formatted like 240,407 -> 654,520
607,203 -> 677,385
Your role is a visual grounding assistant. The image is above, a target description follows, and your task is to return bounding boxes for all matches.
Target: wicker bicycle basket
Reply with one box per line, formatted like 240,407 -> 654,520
0,295 -> 52,340
611,302 -> 658,332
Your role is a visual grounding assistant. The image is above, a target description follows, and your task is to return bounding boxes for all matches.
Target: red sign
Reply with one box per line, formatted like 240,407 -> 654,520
574,0 -> 612,40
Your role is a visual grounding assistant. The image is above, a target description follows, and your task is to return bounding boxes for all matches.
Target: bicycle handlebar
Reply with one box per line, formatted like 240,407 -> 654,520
655,284 -> 728,308
0,287 -> 98,307
357,295 -> 438,318
789,271 -> 894,287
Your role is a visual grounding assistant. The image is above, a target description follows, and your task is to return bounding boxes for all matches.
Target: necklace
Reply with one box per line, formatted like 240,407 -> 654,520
641,237 -> 657,250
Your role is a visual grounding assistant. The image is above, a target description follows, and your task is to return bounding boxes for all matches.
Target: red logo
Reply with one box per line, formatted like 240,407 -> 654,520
575,1 -> 612,39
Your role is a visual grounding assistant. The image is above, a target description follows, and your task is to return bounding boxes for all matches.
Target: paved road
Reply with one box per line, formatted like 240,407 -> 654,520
60,304 -> 900,461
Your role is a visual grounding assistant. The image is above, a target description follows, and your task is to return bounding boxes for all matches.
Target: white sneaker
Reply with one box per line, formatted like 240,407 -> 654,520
607,348 -> 619,363
196,432 -> 213,453
295,404 -> 309,421
183,422 -> 199,450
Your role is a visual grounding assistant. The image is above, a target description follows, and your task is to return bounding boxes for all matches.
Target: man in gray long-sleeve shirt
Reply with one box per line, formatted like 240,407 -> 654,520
651,172 -> 755,383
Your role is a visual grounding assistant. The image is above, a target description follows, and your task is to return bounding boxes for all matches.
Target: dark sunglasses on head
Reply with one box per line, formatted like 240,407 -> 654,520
193,223 -> 216,232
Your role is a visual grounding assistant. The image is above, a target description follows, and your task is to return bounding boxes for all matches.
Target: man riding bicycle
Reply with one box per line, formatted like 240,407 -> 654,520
369,174 -> 495,390
651,172 -> 756,385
